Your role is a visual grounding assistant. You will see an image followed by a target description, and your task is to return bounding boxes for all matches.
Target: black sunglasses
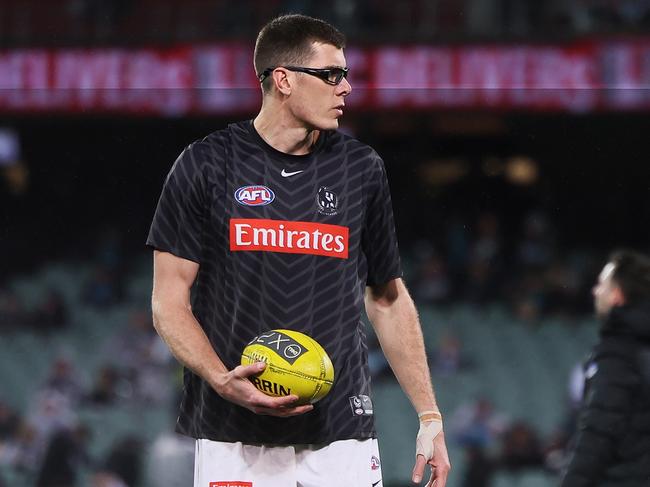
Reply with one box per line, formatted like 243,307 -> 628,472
258,66 -> 349,85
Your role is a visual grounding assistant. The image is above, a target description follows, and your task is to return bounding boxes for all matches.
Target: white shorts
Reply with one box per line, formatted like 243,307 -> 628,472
193,438 -> 383,487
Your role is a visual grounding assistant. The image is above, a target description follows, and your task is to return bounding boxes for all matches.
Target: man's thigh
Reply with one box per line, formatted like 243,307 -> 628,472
194,439 -> 295,487
295,438 -> 383,487
193,438 -> 383,487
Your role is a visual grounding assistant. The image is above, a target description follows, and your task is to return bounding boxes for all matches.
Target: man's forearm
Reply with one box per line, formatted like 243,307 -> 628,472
368,286 -> 439,413
152,299 -> 227,390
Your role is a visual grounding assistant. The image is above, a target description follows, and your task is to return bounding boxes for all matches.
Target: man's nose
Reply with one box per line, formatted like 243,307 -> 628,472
338,77 -> 352,96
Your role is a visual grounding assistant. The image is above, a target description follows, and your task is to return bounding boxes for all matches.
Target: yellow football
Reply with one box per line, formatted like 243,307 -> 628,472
241,329 -> 335,405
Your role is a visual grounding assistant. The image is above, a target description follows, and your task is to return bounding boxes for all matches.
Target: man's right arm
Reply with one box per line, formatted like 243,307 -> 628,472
151,250 -> 312,417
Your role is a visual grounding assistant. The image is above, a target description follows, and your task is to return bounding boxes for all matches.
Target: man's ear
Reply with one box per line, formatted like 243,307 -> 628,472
272,68 -> 292,96
611,285 -> 626,306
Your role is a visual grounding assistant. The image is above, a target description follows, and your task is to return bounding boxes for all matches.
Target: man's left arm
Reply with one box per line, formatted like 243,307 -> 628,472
365,277 -> 451,486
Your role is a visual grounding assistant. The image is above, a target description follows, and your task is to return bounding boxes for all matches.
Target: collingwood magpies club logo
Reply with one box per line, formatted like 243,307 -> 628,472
316,186 -> 338,215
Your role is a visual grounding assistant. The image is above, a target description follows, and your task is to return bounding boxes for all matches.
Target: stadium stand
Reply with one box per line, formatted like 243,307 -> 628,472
0,254 -> 597,487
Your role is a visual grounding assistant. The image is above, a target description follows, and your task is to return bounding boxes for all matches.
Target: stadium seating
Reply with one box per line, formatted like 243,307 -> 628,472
372,304 -> 597,487
0,258 -> 598,487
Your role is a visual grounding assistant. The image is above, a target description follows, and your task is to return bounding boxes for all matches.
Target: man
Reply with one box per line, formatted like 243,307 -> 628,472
148,14 -> 450,487
561,249 -> 650,486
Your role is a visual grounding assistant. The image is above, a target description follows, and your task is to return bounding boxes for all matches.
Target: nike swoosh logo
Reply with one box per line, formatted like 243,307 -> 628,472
372,481 -> 382,487
281,169 -> 304,177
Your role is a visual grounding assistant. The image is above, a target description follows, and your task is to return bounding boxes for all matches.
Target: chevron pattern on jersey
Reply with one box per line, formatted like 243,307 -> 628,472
147,120 -> 402,444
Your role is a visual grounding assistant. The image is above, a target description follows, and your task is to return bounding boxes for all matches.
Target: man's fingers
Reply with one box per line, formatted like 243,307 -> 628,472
227,364 -> 313,416
426,467 -> 436,487
236,362 -> 267,377
427,455 -> 450,487
253,393 -> 300,408
253,404 -> 314,417
285,404 -> 314,416
427,468 -> 449,487
250,391 -> 313,415
412,454 -> 427,483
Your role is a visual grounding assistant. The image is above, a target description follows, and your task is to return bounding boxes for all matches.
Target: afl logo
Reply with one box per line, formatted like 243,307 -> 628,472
235,185 -> 275,206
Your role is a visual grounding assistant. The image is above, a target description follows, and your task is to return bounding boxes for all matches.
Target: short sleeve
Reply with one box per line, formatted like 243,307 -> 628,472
146,143 -> 207,263
362,152 -> 403,286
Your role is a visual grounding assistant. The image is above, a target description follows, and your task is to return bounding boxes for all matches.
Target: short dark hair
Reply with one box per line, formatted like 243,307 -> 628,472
254,14 -> 346,92
609,249 -> 650,305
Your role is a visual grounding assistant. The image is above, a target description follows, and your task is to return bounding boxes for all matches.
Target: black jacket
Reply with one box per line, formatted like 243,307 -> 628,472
561,304 -> 650,487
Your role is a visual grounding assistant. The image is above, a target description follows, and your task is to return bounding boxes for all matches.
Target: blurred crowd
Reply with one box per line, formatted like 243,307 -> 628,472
3,0 -> 650,47
0,308 -> 175,486
446,395 -> 579,487
0,228 -> 184,486
409,210 -> 599,324
0,228 -> 127,333
0,207 -> 605,485
370,325 -> 583,487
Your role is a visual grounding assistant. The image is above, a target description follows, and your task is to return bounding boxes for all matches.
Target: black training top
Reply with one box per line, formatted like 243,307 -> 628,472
147,120 -> 402,444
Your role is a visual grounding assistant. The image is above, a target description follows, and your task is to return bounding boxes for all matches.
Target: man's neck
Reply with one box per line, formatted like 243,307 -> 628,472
253,110 -> 320,156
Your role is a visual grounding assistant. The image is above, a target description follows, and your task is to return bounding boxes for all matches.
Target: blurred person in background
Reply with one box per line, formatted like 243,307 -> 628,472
465,212 -> 505,303
31,289 -> 69,332
561,249 -> 650,486
82,265 -> 123,308
84,366 -> 122,407
516,211 -> 555,272
412,249 -> 452,306
35,423 -> 90,487
450,396 -> 509,450
0,420 -> 40,475
0,288 -> 30,330
40,357 -> 84,406
100,310 -> 173,405
24,357 -> 82,467
450,396 -> 508,487
144,428 -> 194,487
101,436 -> 143,487
148,13 -> 450,487
366,328 -> 392,381
0,401 -> 19,442
429,331 -> 473,377
0,128 -> 29,197
496,420 -> 544,472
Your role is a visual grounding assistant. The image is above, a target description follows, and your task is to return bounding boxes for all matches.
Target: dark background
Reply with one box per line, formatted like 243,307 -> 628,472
2,111 -> 648,277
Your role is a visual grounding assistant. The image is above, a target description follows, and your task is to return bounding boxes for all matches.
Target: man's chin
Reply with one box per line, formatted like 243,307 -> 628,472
320,117 -> 340,130
307,119 -> 339,132
323,119 -> 339,130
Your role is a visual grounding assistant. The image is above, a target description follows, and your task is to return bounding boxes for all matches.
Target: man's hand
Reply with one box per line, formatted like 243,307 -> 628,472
412,423 -> 451,486
152,251 -> 313,419
213,362 -> 314,417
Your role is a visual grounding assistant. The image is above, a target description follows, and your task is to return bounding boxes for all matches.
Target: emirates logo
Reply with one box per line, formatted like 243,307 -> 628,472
229,218 -> 349,259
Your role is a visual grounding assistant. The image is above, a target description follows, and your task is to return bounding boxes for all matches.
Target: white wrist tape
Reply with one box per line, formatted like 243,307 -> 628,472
415,419 -> 443,460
